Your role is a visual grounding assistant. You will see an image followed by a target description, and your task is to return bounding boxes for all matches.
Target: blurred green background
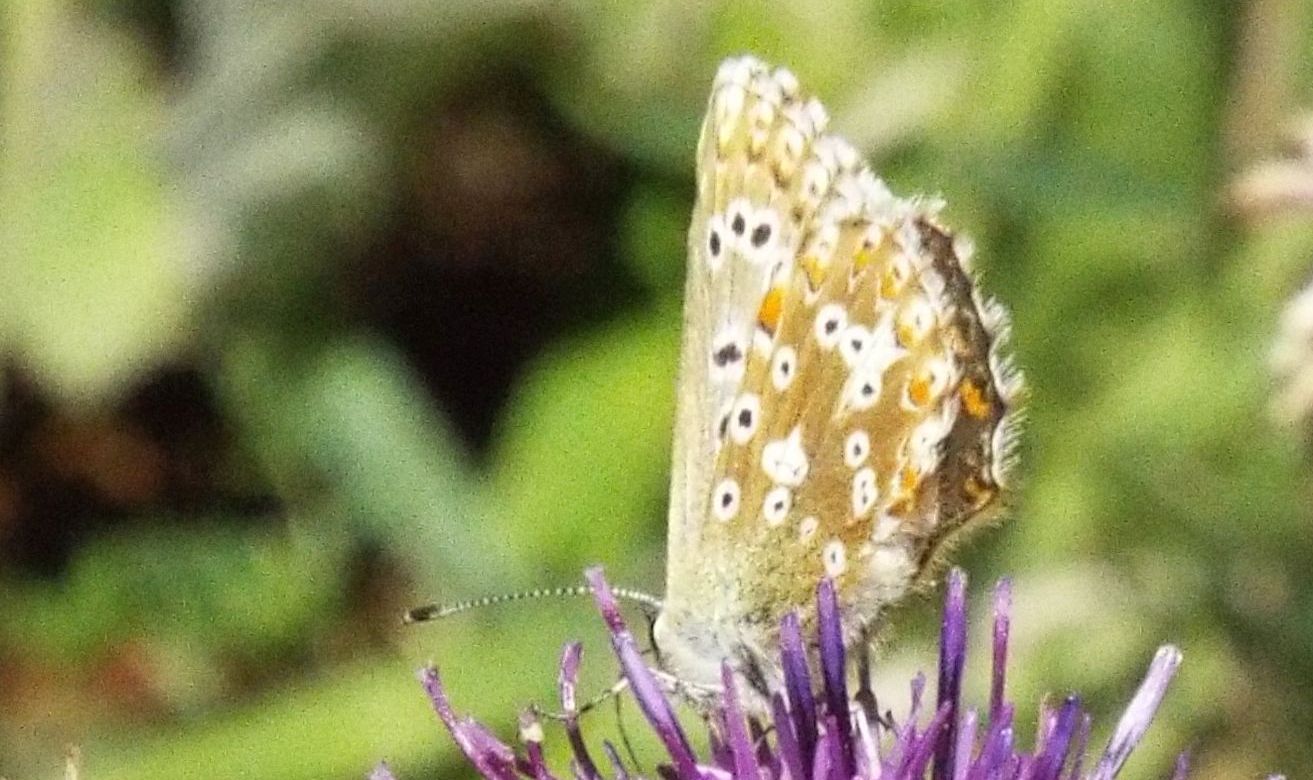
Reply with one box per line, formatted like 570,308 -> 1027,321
2,0 -> 1313,777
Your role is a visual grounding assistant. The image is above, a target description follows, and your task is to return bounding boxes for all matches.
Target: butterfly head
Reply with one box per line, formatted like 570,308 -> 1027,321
656,56 -> 1024,712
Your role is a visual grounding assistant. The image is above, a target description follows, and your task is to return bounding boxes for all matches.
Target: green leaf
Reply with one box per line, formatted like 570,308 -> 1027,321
0,1 -> 188,404
488,308 -> 680,581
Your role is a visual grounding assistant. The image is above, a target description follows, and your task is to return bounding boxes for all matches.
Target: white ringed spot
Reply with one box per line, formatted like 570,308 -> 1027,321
771,346 -> 798,391
822,540 -> 847,577
713,479 -> 741,521
762,486 -> 792,526
838,324 -> 871,368
729,394 -> 762,445
852,467 -> 878,517
844,430 -> 871,469
814,304 -> 848,350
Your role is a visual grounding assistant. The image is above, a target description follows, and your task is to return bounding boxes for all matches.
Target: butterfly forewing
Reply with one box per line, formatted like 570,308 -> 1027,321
658,56 -> 1023,705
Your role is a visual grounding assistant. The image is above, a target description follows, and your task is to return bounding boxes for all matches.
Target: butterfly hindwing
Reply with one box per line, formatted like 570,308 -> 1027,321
658,56 -> 1023,703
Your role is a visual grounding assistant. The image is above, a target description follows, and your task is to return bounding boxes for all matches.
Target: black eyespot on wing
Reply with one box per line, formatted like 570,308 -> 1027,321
750,222 -> 771,247
713,341 -> 744,367
731,213 -> 746,235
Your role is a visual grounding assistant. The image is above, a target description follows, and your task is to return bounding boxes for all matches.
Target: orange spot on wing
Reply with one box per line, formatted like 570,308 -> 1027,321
899,464 -> 921,493
757,286 -> 784,334
908,373 -> 932,407
960,379 -> 992,419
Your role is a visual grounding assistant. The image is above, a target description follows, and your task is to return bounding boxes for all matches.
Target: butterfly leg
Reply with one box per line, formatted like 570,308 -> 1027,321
533,675 -> 631,722
853,632 -> 897,731
854,639 -> 880,728
650,667 -> 723,711
613,683 -> 644,773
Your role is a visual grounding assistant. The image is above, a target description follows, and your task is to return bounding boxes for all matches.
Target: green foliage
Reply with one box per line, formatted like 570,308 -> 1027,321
0,0 -> 188,404
0,0 -> 1311,778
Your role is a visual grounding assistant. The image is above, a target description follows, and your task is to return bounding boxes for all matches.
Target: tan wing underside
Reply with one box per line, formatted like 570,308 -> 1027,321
664,58 -> 1022,658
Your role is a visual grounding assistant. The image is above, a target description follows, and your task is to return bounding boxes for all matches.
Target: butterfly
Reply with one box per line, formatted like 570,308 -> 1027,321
649,55 -> 1024,712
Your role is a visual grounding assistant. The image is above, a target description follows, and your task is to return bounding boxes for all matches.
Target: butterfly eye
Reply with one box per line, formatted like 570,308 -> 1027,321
712,479 -> 741,521
762,486 -> 792,526
814,304 -> 848,350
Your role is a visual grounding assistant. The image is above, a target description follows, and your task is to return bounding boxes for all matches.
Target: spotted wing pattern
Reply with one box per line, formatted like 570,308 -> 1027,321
657,56 -> 1024,700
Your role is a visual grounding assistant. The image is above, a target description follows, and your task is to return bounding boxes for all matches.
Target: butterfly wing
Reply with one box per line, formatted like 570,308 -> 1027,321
659,57 -> 1023,697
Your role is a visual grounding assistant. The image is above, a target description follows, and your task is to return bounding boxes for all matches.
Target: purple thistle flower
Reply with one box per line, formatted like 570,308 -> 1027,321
558,641 -> 602,780
401,567 -> 1194,780
933,570 -> 967,780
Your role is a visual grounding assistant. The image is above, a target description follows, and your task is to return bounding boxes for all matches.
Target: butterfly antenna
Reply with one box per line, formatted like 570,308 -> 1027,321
403,584 -> 663,624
